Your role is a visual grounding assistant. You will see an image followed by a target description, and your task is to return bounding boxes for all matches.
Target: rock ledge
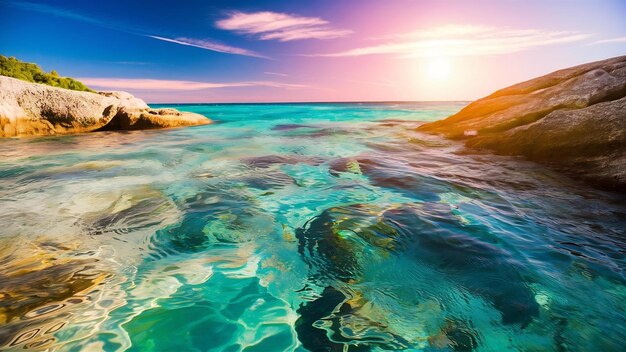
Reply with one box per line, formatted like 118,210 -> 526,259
419,55 -> 626,192
0,76 -> 210,137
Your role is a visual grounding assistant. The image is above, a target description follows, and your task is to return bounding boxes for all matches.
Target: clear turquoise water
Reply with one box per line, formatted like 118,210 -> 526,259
0,102 -> 624,351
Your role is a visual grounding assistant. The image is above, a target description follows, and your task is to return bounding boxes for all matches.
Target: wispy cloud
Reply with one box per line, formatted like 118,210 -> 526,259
8,1 -> 109,27
8,1 -> 264,59
146,36 -> 268,59
264,71 -> 288,77
79,78 -> 307,91
388,24 -> 494,40
313,24 -> 590,57
216,11 -> 351,41
589,37 -> 626,45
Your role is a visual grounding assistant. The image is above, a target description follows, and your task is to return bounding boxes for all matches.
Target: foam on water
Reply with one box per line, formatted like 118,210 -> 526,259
0,102 -> 624,351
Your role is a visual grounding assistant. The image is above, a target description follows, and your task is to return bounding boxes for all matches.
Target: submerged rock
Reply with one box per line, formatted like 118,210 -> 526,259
332,155 -> 461,201
272,123 -> 316,131
297,206 -> 372,283
0,241 -> 111,349
382,203 -> 539,327
418,55 -> 626,191
296,205 -> 414,350
0,76 -> 210,137
242,154 -> 325,169
82,186 -> 179,237
296,201 -> 539,345
295,286 -> 371,352
428,319 -> 479,352
328,158 -> 363,176
153,187 -> 274,255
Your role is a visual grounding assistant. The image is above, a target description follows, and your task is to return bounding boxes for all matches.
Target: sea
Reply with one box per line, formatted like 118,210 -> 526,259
0,102 -> 624,351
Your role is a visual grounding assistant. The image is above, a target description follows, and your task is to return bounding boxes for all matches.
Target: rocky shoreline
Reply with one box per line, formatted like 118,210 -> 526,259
2,56 -> 625,192
0,76 -> 210,138
419,55 -> 626,192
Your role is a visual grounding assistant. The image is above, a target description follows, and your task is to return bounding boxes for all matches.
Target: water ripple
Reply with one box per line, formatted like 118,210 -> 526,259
1,102 -> 624,351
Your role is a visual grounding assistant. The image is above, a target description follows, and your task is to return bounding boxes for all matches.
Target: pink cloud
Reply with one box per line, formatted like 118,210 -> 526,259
314,25 -> 590,57
79,78 -> 308,91
264,71 -> 288,77
590,36 -> 626,45
215,11 -> 351,42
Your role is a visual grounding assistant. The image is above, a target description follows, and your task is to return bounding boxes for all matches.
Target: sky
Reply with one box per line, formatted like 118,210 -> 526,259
1,0 -> 625,103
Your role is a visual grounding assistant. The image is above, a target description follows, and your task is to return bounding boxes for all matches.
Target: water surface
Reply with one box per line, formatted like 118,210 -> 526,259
0,102 -> 624,351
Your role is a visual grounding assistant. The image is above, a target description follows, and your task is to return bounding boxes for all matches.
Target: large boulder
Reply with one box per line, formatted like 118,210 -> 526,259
0,76 -> 210,137
419,55 -> 626,192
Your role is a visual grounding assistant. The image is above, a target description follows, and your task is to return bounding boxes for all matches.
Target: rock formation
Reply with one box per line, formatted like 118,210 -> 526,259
0,76 -> 210,137
419,55 -> 626,192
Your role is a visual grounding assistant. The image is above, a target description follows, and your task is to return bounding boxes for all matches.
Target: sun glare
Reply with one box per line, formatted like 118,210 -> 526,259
424,57 -> 452,81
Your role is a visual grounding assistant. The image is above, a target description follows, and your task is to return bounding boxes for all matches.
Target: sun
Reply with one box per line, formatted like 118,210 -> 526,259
424,57 -> 452,81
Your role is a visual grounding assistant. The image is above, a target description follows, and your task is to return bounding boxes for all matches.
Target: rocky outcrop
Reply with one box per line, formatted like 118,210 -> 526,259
0,76 -> 210,137
419,55 -> 626,192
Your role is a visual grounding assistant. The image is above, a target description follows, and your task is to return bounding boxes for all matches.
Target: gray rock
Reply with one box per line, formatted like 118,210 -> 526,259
419,55 -> 626,192
0,76 -> 210,137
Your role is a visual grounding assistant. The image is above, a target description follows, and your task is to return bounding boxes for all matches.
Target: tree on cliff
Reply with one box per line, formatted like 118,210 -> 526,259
0,55 -> 94,92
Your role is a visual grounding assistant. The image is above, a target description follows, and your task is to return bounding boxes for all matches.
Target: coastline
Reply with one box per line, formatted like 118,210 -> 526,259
0,76 -> 210,138
419,55 -> 626,192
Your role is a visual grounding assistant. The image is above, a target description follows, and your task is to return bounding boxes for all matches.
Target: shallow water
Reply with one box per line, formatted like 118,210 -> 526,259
0,102 -> 624,351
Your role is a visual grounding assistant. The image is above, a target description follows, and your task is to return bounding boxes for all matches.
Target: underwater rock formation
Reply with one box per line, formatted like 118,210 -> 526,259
295,202 -> 540,350
0,242 -> 111,349
153,187 -> 274,255
381,203 -> 540,327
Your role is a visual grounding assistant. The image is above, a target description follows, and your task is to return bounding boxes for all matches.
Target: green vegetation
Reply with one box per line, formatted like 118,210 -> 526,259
0,55 -> 94,92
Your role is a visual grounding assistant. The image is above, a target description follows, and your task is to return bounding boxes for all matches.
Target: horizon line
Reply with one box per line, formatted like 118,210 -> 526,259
148,99 -> 473,105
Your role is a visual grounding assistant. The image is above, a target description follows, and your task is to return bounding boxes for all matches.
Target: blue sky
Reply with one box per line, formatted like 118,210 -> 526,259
1,0 -> 625,102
